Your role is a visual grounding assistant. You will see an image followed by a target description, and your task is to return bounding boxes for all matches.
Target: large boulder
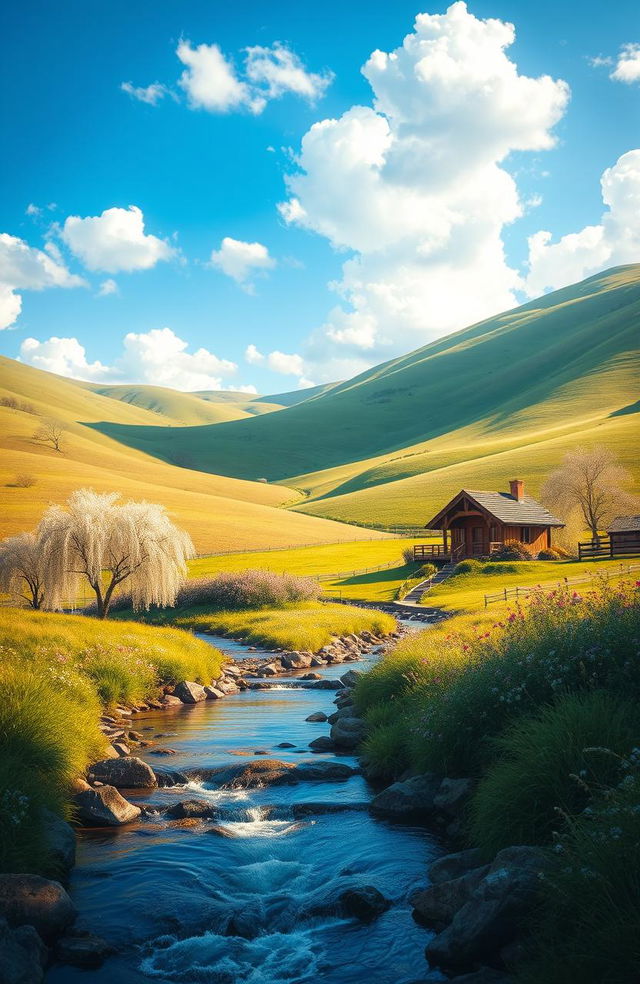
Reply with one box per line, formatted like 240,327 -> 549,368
289,761 -> 357,782
370,774 -> 441,821
0,875 -> 76,943
204,686 -> 226,700
89,757 -> 157,789
41,809 -> 76,876
309,736 -> 335,752
330,716 -> 367,749
434,778 -> 474,820
305,711 -> 328,723
340,669 -> 363,688
74,786 -> 141,826
173,680 -> 207,703
338,885 -> 390,922
280,652 -> 313,669
411,865 -> 489,928
429,849 -> 483,886
425,846 -> 545,971
0,918 -> 48,984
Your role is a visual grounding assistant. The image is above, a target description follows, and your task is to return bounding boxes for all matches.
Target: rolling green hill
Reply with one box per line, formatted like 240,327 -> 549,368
85,265 -> 640,525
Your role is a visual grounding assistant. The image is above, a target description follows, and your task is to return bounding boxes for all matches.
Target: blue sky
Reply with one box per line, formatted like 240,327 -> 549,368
0,0 -> 638,394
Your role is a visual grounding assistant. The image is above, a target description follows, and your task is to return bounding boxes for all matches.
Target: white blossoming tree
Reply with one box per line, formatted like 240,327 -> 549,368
0,531 -> 47,609
38,489 -> 195,618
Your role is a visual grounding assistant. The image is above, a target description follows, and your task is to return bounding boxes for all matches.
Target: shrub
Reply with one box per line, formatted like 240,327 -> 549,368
452,559 -> 483,576
99,569 -> 321,614
402,545 -> 416,564
412,580 -> 640,776
417,563 -> 437,578
490,540 -> 532,561
538,548 -> 561,560
13,474 -> 36,488
517,752 -> 640,984
470,692 -> 640,856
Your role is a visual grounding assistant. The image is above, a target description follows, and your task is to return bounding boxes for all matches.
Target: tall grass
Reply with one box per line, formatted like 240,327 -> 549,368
0,607 -> 226,874
171,601 -> 396,652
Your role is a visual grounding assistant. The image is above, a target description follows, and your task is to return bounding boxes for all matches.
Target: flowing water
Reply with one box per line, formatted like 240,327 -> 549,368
48,634 -> 444,984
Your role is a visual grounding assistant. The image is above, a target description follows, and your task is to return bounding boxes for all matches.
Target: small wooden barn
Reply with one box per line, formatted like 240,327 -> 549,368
415,479 -> 564,562
607,516 -> 640,557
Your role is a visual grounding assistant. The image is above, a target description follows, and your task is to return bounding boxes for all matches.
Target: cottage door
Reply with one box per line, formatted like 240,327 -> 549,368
472,526 -> 484,556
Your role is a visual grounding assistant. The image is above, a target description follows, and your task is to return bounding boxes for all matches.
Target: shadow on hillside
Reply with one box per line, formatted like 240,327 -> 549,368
610,400 -> 640,417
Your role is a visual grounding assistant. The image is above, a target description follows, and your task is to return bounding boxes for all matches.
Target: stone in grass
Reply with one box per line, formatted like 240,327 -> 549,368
0,918 -> 48,984
89,757 -> 157,789
74,786 -> 141,827
55,931 -> 114,969
0,875 -> 76,943
173,680 -> 207,704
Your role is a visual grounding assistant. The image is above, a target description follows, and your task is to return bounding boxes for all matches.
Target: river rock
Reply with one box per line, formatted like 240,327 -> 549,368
258,663 -> 281,677
310,679 -> 345,690
280,652 -> 312,669
173,680 -> 207,703
330,716 -> 367,749
166,800 -> 218,820
0,918 -> 48,984
0,875 -> 76,943
289,761 -> 356,782
111,741 -> 130,757
340,669 -> 363,688
411,865 -> 489,928
447,970 -> 512,984
425,846 -> 545,971
306,711 -> 328,722
55,931 -> 114,969
41,809 -> 76,876
338,886 -> 390,922
204,686 -> 226,699
154,768 -> 189,787
74,786 -> 141,826
370,774 -> 441,821
310,656 -> 325,667
429,850 -> 484,886
160,695 -> 183,707
89,756 -> 157,789
434,778 -> 474,820
309,736 -> 335,752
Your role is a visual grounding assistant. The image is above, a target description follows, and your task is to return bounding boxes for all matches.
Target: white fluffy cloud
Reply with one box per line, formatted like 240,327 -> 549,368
278,1 -> 569,378
210,237 -> 275,289
97,278 -> 118,296
244,343 -> 312,387
245,43 -> 333,104
524,149 -> 640,295
136,40 -> 332,116
611,44 -> 640,84
61,205 -> 175,273
121,81 -> 170,105
0,233 -> 86,329
20,327 -> 241,391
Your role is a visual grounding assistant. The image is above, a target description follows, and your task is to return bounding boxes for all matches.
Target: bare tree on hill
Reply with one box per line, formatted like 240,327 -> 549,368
38,489 -> 195,618
0,531 -> 47,609
541,446 -> 638,543
33,417 -> 65,453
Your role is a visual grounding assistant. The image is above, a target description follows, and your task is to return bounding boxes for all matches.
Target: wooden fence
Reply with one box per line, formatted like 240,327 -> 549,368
578,536 -> 640,561
484,562 -> 640,608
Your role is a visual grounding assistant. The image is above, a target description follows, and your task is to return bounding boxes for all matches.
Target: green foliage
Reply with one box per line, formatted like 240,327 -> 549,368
452,559 -> 483,576
517,754 -> 640,984
0,664 -> 105,874
415,581 -> 640,776
470,692 -> 640,856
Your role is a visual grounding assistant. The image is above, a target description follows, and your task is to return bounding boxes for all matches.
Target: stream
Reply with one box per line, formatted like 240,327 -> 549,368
47,632 -> 444,984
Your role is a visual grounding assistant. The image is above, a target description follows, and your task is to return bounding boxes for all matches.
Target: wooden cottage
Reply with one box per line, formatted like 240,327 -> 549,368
415,479 -> 564,562
607,516 -> 640,557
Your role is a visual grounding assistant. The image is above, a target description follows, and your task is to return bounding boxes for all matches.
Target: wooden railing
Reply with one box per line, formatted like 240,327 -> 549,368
578,536 -> 640,560
413,543 -> 450,560
484,562 -> 640,608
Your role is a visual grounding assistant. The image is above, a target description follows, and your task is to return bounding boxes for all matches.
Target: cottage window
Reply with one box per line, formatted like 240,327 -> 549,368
520,526 -> 532,543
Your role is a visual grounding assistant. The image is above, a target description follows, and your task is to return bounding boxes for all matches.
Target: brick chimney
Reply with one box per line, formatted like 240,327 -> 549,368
510,478 -> 524,502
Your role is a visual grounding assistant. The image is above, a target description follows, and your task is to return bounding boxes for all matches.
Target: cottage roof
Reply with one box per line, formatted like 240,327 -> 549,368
425,488 -> 564,529
608,515 -> 640,533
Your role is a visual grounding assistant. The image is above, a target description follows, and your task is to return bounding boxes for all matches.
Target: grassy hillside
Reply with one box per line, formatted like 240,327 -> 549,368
0,357 -> 383,551
83,383 -> 262,425
84,265 -> 640,526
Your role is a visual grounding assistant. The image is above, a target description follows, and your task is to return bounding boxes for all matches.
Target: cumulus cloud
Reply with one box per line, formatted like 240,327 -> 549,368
20,327 -> 241,391
121,81 -> 170,105
611,43 -> 640,84
244,342 -> 311,387
210,237 -> 275,289
131,39 -> 332,116
61,205 -> 175,273
245,43 -> 333,103
245,343 -> 264,364
524,149 -> 640,295
278,1 -> 569,378
0,233 -> 86,329
97,278 -> 118,296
